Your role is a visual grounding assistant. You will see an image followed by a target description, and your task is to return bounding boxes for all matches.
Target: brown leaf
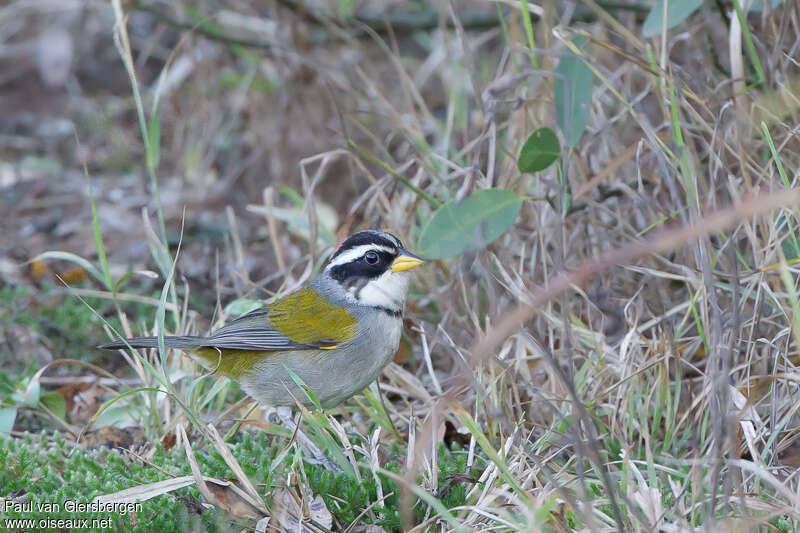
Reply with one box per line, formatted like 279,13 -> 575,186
60,267 -> 88,285
69,381 -> 104,422
55,381 -> 91,417
82,426 -> 145,450
28,259 -> 51,281
175,494 -> 207,515
161,431 -> 177,451
206,480 -> 263,520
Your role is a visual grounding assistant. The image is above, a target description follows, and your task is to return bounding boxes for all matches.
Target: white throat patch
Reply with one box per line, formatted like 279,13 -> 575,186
349,269 -> 409,310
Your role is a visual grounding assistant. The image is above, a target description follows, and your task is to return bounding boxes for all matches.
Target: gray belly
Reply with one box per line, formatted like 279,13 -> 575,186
240,312 -> 402,408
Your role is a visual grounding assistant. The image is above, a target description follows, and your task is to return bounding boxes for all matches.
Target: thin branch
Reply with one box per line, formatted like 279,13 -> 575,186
133,1 -> 652,53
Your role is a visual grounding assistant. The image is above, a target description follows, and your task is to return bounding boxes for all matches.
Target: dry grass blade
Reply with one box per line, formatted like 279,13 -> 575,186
205,423 -> 267,512
179,424 -> 266,519
470,187 -> 800,366
93,476 -> 204,506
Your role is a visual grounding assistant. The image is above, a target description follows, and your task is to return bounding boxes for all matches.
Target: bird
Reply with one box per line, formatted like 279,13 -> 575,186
100,230 -> 424,409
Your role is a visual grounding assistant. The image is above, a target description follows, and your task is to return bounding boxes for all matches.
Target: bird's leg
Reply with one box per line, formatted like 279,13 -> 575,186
273,406 -> 342,473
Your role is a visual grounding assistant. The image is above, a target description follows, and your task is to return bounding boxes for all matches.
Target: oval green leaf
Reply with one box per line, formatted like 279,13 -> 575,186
40,392 -> 67,420
417,188 -> 524,260
642,0 -> 702,37
518,127 -> 561,173
555,36 -> 593,149
0,407 -> 16,434
751,0 -> 785,12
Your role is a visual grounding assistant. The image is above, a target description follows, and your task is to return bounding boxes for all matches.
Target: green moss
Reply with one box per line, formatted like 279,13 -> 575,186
0,432 -> 223,532
770,515 -> 795,533
0,431 -> 484,532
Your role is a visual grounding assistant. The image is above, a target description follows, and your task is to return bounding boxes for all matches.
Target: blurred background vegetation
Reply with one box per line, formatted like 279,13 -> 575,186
1,0 -> 800,531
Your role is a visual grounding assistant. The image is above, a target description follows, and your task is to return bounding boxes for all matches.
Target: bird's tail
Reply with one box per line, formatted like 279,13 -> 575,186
99,335 -> 203,351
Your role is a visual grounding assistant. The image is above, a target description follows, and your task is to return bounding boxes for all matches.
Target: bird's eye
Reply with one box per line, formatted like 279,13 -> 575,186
364,251 -> 379,264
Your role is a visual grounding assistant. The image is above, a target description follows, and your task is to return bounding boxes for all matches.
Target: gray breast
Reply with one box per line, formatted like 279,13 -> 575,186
240,306 -> 403,408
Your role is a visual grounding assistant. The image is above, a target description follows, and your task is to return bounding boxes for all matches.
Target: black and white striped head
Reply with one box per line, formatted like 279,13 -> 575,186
323,230 -> 423,312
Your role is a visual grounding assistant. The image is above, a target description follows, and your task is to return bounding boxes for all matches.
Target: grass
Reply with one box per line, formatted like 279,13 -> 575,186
2,0 -> 800,531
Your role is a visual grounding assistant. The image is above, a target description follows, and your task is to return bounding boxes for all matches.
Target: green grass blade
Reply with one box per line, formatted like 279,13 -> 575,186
520,0 -> 538,68
732,0 -> 766,86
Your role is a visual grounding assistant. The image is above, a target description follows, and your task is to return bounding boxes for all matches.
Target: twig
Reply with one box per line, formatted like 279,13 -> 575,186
277,0 -> 503,35
133,1 -> 652,53
133,1 -> 279,54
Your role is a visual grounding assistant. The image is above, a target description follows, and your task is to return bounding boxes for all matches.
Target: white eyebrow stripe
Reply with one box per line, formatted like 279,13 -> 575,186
326,244 -> 395,268
384,233 -> 401,248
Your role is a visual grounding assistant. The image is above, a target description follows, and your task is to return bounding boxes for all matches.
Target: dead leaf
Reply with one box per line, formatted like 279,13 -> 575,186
206,479 -> 264,520
161,430 -> 176,450
60,267 -> 88,285
82,426 -> 145,450
179,424 -> 267,520
29,259 -> 51,281
55,380 -> 90,417
69,381 -> 103,422
269,488 -> 332,532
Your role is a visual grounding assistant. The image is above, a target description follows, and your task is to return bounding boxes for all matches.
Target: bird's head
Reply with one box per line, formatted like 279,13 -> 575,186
321,230 -> 424,313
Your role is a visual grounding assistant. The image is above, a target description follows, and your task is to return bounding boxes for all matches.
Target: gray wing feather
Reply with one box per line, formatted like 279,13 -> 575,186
198,308 -> 322,351
101,308 -> 329,352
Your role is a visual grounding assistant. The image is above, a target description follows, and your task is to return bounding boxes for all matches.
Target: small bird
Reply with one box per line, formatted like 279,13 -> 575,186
100,230 -> 424,408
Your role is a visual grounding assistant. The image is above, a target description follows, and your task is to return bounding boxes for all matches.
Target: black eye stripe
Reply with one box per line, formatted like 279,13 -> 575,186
329,250 -> 395,282
368,250 -> 395,265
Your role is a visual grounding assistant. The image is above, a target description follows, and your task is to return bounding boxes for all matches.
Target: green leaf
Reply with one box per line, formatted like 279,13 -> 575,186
417,188 -> 524,259
518,127 -> 561,172
0,407 -> 16,434
40,392 -> 67,420
642,0 -> 703,37
555,36 -> 593,148
94,405 -> 138,428
87,388 -> 163,431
